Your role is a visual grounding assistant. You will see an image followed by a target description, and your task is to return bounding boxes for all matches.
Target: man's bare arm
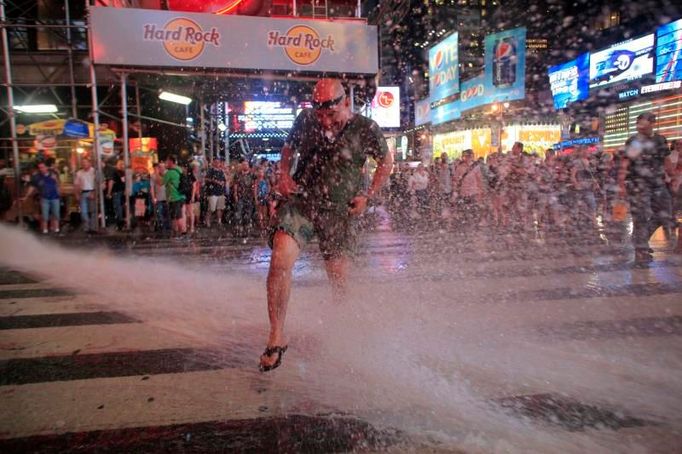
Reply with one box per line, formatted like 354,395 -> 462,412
367,152 -> 394,200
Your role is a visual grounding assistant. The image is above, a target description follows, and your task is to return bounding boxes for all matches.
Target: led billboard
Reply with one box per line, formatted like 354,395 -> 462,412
483,27 -> 527,102
548,53 -> 590,109
369,87 -> 400,129
656,18 -> 682,83
414,98 -> 431,126
429,32 -> 460,104
589,34 -> 654,89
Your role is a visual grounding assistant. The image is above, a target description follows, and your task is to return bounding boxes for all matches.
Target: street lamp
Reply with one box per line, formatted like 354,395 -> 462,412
159,91 -> 192,105
13,104 -> 58,113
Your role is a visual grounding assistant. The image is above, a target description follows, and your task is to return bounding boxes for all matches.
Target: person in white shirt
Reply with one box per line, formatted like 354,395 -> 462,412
74,158 -> 97,232
408,163 -> 430,218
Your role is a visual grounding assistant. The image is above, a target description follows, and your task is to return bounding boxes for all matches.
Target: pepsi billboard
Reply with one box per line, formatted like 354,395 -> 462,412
429,32 -> 460,104
483,27 -> 526,102
548,53 -> 590,109
589,34 -> 654,89
656,18 -> 682,83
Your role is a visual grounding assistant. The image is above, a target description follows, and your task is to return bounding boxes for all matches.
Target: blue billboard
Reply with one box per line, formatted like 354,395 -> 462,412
483,27 -> 526,102
430,27 -> 526,126
429,32 -> 460,104
656,18 -> 682,83
548,53 -> 590,109
432,75 -> 491,125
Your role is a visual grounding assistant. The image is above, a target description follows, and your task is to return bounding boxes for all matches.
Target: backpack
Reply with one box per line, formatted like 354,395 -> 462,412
174,168 -> 193,201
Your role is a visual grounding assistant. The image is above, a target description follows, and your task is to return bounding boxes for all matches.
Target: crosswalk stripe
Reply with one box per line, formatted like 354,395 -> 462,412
0,324 -> 205,361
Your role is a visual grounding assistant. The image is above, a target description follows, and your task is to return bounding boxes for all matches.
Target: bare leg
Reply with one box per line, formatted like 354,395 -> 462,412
261,231 -> 301,368
323,255 -> 350,303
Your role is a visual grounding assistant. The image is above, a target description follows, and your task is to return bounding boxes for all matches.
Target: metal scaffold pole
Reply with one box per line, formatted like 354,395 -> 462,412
120,72 -> 131,230
1,0 -> 24,226
86,2 -> 106,229
200,101 -> 206,160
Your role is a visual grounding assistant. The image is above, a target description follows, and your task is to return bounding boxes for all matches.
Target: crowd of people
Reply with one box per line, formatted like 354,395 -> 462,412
1,115 -> 680,260
388,113 -> 682,262
98,155 -> 283,239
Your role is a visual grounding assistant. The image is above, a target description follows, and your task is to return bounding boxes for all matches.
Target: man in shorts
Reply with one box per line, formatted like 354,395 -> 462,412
259,78 -> 393,372
204,157 -> 227,227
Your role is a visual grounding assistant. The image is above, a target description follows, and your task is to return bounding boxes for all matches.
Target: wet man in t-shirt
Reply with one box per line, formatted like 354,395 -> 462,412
619,112 -> 674,264
259,78 -> 394,372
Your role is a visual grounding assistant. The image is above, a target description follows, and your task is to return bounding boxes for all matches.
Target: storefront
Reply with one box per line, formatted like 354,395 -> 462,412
432,123 -> 561,160
18,119 -> 117,184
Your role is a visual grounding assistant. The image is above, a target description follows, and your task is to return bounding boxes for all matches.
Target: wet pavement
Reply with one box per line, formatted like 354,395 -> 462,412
0,224 -> 681,452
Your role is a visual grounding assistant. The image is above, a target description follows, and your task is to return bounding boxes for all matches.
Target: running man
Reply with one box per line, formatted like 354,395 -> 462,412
259,78 -> 393,372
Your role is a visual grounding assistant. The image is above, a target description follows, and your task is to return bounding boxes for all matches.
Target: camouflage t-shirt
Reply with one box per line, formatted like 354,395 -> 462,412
287,109 -> 388,212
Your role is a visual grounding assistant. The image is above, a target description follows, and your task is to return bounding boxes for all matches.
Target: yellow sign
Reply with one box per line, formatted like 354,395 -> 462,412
267,25 -> 336,66
501,125 -> 561,154
433,128 -> 492,159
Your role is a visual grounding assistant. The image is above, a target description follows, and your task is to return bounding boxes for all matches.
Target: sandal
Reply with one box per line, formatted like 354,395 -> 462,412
259,345 -> 288,372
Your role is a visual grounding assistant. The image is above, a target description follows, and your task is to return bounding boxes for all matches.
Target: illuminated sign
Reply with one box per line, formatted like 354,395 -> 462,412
655,18 -> 682,83
618,88 -> 640,100
433,128 -> 492,159
641,80 -> 681,93
589,34 -> 654,89
548,53 -> 590,109
554,137 -> 600,149
501,125 -> 561,153
429,33 -> 460,103
91,7 -> 378,74
369,86 -> 400,129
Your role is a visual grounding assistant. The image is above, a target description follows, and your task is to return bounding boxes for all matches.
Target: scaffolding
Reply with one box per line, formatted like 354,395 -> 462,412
1,0 -> 369,230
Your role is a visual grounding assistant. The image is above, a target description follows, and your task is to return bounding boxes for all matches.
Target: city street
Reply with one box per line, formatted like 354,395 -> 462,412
1,224 -> 681,452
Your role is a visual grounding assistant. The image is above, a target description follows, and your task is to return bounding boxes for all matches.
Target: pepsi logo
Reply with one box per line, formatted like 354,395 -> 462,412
496,42 -> 513,58
377,91 -> 394,108
433,49 -> 444,68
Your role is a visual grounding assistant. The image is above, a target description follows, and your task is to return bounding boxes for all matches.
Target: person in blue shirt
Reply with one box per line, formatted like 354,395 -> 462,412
23,161 -> 61,234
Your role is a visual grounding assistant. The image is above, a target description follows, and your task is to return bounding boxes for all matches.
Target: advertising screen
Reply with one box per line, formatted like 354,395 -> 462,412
548,53 -> 590,109
228,101 -> 297,133
369,87 -> 400,129
589,34 -> 654,89
656,18 -> 682,83
431,27 -> 526,126
433,128 -> 492,159
429,33 -> 460,104
414,98 -> 431,126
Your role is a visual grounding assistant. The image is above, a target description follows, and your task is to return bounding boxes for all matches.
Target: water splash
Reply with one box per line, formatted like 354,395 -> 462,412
1,225 -> 679,453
